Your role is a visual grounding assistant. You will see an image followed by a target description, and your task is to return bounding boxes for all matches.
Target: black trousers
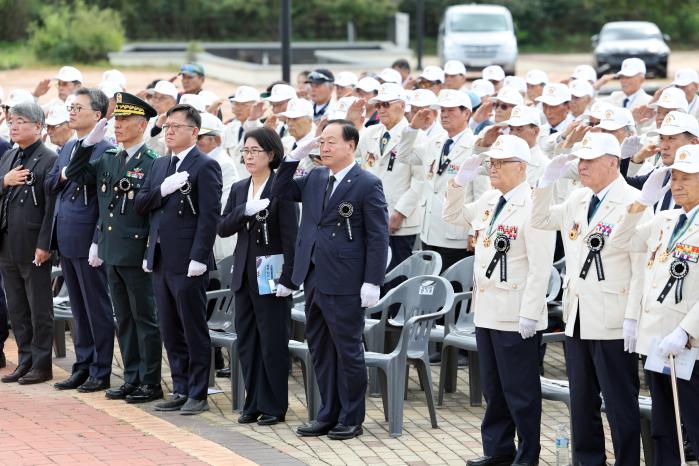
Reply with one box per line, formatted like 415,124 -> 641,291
0,274 -> 8,353
235,274 -> 290,417
648,365 -> 699,466
107,265 -> 162,385
476,327 -> 542,463
421,242 -> 471,273
0,260 -> 53,370
565,317 -> 640,466
388,234 -> 416,270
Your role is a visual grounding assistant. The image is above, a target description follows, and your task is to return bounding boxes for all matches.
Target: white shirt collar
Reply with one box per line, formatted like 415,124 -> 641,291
174,144 -> 196,167
247,175 -> 269,202
124,142 -> 143,158
593,176 -> 618,198
624,88 -> 645,102
500,180 -> 529,201
682,204 -> 699,217
329,160 -> 355,184
552,113 -> 574,133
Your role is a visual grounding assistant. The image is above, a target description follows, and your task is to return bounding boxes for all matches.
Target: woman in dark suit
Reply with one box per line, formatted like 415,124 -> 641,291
218,127 -> 298,425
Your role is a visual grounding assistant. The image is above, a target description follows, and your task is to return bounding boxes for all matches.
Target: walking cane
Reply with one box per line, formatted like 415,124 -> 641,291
669,354 -> 688,466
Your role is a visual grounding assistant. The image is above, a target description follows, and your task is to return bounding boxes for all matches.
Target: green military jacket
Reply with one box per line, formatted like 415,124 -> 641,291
65,143 -> 158,267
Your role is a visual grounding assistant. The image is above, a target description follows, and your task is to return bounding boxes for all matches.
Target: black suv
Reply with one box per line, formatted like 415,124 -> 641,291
592,21 -> 670,78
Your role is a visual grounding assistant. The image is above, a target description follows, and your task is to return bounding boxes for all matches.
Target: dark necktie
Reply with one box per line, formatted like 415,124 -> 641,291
237,126 -> 244,143
292,141 -> 298,151
117,150 -> 128,174
0,150 -> 25,231
673,213 -> 688,238
323,175 -> 336,211
549,127 -> 558,135
622,97 -> 630,108
166,155 -> 180,177
659,170 -> 673,211
380,131 -> 390,155
587,194 -> 600,223
279,126 -> 286,138
441,138 -> 454,158
493,195 -> 507,219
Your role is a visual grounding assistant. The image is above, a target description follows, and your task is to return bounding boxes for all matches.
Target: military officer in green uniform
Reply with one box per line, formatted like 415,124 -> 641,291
64,93 -> 164,403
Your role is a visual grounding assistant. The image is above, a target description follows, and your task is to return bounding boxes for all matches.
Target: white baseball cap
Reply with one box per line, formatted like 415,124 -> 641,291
673,68 -> 699,87
596,106 -> 634,131
179,93 -> 206,112
470,79 -> 495,98
585,100 -> 614,120
229,86 -> 260,103
650,87 -> 689,112
409,89 -> 438,108
102,69 -> 126,89
495,86 -> 524,106
535,83 -> 571,106
378,68 -> 402,85
525,69 -> 548,85
617,58 -> 646,77
500,105 -> 541,127
482,65 -> 505,82
444,60 -> 466,76
569,79 -> 594,98
670,145 -> 699,174
53,66 -> 83,83
573,133 -> 621,159
149,80 -> 178,100
265,84 -> 296,103
503,76 -> 526,95
483,134 -> 531,163
571,65 -> 597,83
199,112 -> 224,136
279,98 -> 314,119
356,76 -> 380,93
432,89 -> 472,110
98,81 -> 123,99
6,89 -> 34,107
369,83 -> 406,104
419,66 -> 445,83
45,104 -> 69,126
327,96 -> 358,120
648,111 -> 699,138
335,71 -> 358,88
198,90 -> 220,109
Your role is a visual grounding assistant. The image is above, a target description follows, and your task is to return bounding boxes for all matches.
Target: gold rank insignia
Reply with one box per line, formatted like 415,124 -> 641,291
659,251 -> 670,262
366,153 -> 376,167
482,210 -> 490,221
568,222 -> 580,240
483,236 -> 491,248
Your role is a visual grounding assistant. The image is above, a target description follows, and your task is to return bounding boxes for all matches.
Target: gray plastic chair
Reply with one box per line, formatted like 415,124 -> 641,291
288,339 -> 321,421
209,254 -> 235,289
207,289 -> 244,412
50,268 -> 73,358
383,250 -> 443,285
364,275 -> 454,437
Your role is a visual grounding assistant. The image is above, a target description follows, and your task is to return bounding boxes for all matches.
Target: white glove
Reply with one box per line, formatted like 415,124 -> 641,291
623,318 -> 637,353
142,259 -> 152,273
620,135 -> 644,160
453,155 -> 485,186
83,118 -> 108,147
539,154 -> 576,188
288,137 -> 320,161
187,260 -> 207,277
244,198 -> 270,216
275,283 -> 292,297
638,166 -> 669,206
88,243 -> 103,268
518,317 -> 537,339
360,282 -> 380,308
659,326 -> 689,357
160,171 -> 189,197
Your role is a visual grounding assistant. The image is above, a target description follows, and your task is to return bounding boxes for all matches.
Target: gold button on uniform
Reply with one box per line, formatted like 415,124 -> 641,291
108,226 -> 112,231
134,235 -> 139,239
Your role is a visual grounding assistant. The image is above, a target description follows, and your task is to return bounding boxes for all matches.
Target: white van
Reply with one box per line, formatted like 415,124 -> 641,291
437,4 -> 518,75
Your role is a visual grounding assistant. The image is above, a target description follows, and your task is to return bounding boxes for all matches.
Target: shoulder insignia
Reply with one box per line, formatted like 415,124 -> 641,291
144,149 -> 159,159
105,148 -> 119,155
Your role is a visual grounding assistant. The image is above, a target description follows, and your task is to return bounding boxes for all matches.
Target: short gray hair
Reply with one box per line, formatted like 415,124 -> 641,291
9,102 -> 45,127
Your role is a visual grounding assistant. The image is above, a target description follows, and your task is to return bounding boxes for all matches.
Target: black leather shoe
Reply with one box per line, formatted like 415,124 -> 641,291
17,368 -> 52,385
77,376 -> 110,392
296,420 -> 335,437
1,365 -> 30,383
327,423 -> 363,440
154,393 -> 188,411
105,382 -> 138,400
0,351 -> 5,369
257,414 -> 284,426
216,367 -> 231,378
54,370 -> 89,390
237,412 -> 260,424
125,384 -> 163,404
466,455 -> 516,466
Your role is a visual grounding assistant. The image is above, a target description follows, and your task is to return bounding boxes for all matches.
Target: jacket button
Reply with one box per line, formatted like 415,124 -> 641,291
620,288 -> 626,293
479,287 -> 484,292
135,235 -> 139,239
109,213 -> 113,217
512,284 -> 517,289
108,226 -> 112,231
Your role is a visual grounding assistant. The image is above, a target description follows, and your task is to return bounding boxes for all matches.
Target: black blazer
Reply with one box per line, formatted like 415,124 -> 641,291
218,171 -> 298,293
0,141 -> 58,263
135,147 -> 222,274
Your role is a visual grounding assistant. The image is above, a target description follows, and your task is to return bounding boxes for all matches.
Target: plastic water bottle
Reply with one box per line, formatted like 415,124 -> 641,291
555,424 -> 570,466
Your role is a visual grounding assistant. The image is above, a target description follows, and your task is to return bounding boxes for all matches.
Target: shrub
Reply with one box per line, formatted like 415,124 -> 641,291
29,1 -> 124,64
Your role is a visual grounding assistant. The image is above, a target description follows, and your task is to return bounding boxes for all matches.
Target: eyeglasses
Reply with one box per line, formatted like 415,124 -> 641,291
376,100 -> 400,109
47,122 -> 68,130
66,105 -> 94,114
162,123 -> 195,132
7,120 -> 35,128
239,148 -> 269,157
485,159 -> 521,170
416,80 -> 438,89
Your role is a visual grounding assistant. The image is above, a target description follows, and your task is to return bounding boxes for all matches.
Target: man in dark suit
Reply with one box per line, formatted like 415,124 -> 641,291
46,88 -> 115,392
0,102 -> 57,384
135,104 -> 222,415
272,119 -> 389,439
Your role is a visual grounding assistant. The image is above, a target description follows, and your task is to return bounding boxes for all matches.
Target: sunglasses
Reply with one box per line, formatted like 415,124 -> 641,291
375,100 -> 399,109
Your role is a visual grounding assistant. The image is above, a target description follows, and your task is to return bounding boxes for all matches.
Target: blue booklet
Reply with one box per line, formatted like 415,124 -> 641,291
256,254 -> 284,295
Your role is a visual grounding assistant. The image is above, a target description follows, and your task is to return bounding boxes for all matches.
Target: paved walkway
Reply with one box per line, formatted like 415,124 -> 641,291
0,333 -> 664,465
